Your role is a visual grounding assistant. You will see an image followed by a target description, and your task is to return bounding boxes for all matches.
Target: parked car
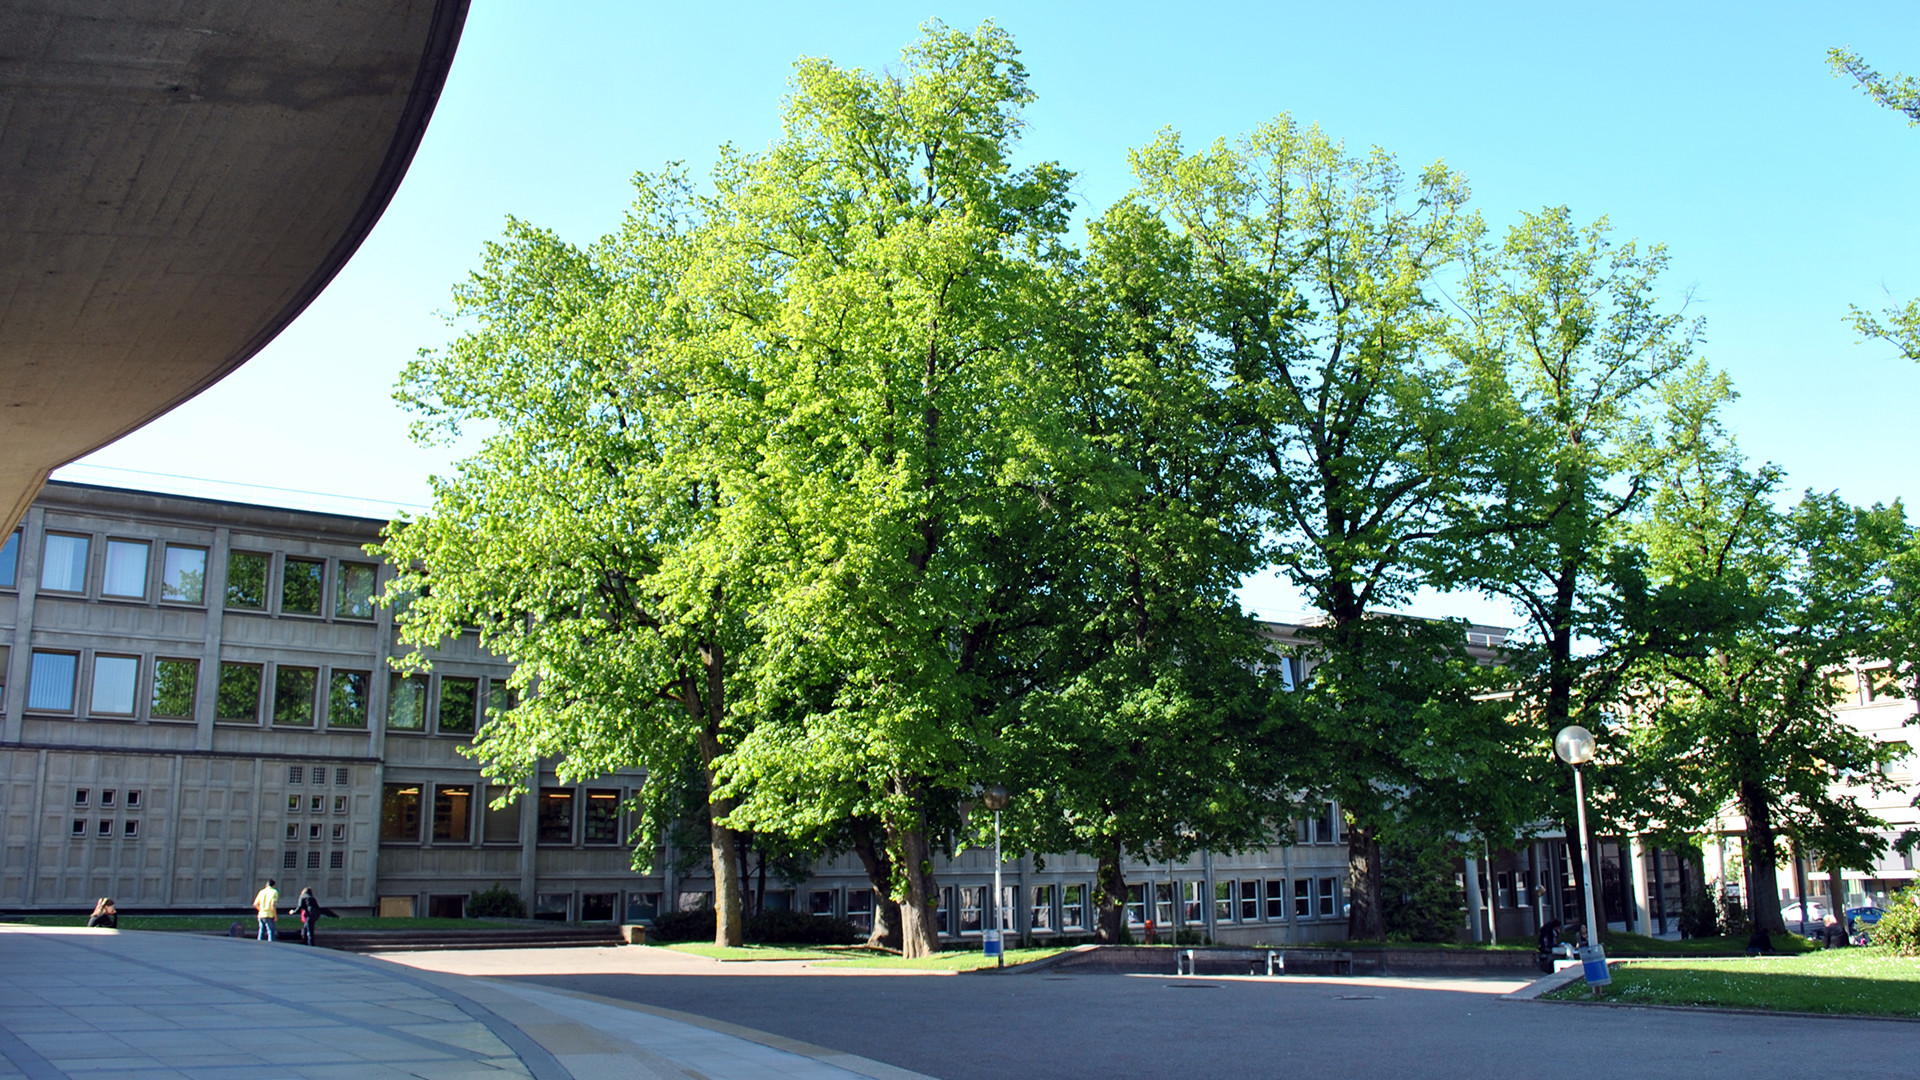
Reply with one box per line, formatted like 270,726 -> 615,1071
1780,901 -> 1827,928
1845,906 -> 1886,927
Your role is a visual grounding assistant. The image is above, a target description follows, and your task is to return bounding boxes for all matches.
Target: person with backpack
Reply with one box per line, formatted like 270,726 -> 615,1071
295,888 -> 337,947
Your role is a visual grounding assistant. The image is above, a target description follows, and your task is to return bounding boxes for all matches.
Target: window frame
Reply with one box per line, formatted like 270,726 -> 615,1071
271,665 -> 319,727
214,661 -> 264,723
150,658 -> 198,721
536,787 -> 575,845
224,550 -> 270,610
432,784 -> 474,844
279,556 -> 326,616
27,650 -> 80,713
100,537 -> 151,600
380,783 -> 423,844
159,544 -> 209,605
88,653 -> 141,716
38,533 -> 91,594
386,673 -> 427,732
335,561 -> 378,620
435,676 -> 479,736
0,530 -> 19,589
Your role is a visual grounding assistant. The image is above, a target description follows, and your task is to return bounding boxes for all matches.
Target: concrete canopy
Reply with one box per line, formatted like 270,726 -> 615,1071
0,0 -> 470,534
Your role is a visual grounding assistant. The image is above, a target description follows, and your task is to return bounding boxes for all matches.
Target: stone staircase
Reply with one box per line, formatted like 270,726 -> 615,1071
315,924 -> 627,953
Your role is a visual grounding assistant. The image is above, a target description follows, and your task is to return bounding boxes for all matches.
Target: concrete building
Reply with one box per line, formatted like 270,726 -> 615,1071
5,481 -> 1520,945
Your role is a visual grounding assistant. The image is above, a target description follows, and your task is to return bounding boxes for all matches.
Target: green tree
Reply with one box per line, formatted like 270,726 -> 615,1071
1827,48 -> 1920,362
377,172 -> 764,947
1128,115 -> 1500,938
1624,375 -> 1912,936
708,21 -> 1080,958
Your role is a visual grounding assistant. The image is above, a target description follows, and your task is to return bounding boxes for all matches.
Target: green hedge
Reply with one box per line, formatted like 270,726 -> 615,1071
1868,886 -> 1920,956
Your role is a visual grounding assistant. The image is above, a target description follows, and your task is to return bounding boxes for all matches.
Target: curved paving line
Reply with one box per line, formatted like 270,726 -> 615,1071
53,933 -> 574,1080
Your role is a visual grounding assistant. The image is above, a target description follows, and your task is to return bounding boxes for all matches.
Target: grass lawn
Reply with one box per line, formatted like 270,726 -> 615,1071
1599,930 -> 1817,957
3,915 -> 525,932
1545,947 -> 1920,1017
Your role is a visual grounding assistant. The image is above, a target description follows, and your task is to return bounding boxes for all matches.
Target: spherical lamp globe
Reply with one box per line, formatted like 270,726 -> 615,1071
1554,725 -> 1597,766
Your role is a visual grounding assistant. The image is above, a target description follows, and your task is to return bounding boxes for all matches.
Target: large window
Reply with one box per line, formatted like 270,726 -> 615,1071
328,670 -> 369,728
436,677 -> 477,735
225,552 -> 268,608
89,655 -> 138,715
40,534 -> 89,593
486,682 -> 514,728
335,562 -> 377,619
281,557 -> 324,615
1294,878 -> 1312,919
28,651 -> 78,711
483,791 -> 521,843
1241,879 -> 1261,921
958,886 -> 984,934
102,539 -> 149,598
150,660 -> 197,719
1124,883 -> 1146,926
0,530 -> 17,588
1318,877 -> 1338,918
215,662 -> 262,722
537,788 -> 574,844
1061,884 -> 1086,931
160,546 -> 207,604
272,666 -> 317,726
387,674 -> 425,731
433,785 -> 472,843
1265,879 -> 1286,920
381,783 -> 422,842
1215,879 -> 1235,922
583,789 -> 620,845
1030,884 -> 1054,932
847,889 -> 874,930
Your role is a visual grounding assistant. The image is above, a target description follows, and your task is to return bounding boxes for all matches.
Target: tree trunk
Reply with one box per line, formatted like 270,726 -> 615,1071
1828,864 -> 1847,917
706,797 -> 746,947
1346,819 -> 1385,940
1095,839 -> 1127,944
851,819 -> 903,950
890,818 -> 943,959
1739,780 -> 1786,937
692,635 -> 744,948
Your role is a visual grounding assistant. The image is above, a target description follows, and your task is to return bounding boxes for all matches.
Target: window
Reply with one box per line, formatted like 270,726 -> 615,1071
286,823 -> 298,840
847,889 -> 875,931
810,889 -> 837,917
40,534 -> 89,593
215,662 -> 262,722
534,894 -> 571,922
306,850 -> 321,870
333,795 -> 347,814
1496,871 -> 1514,908
1311,804 -> 1338,844
1030,884 -> 1054,932
97,819 -> 112,837
326,670 -> 369,729
159,545 -> 207,603
287,794 -> 301,812
380,783 -> 422,842
386,674 -> 425,731
71,818 -> 86,837
485,682 -> 514,727
102,539 -> 149,598
225,552 -> 268,608
1215,879 -> 1235,922
89,655 -> 138,715
329,851 -> 344,870
1125,883 -> 1146,926
335,767 -> 351,786
28,651 -> 77,711
283,850 -> 297,869
537,788 -> 573,844
335,562 -> 377,619
958,886 -> 983,933
581,893 -> 616,922
0,530 -> 17,588
433,785 -> 472,843
627,892 -> 661,923
311,767 -> 327,786
271,666 -> 317,726
306,823 -> 321,840
583,789 -> 620,845
1061,884 -> 1086,931
74,788 -> 89,807
484,792 -> 521,843
309,795 -> 323,812
288,765 -> 304,784
101,790 -> 115,808
1264,880 -> 1286,920
151,659 -> 196,719
281,557 -> 324,615
123,820 -> 139,838
331,824 -> 345,842
1156,882 -> 1176,926
436,678 -> 477,735
1241,879 -> 1261,921
1294,878 -> 1312,918
1318,877 -> 1338,918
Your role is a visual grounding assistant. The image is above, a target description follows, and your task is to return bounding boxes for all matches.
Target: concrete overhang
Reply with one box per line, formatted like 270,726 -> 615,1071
0,0 -> 470,535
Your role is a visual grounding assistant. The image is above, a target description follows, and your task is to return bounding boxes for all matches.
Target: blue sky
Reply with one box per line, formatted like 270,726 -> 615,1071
60,1 -> 1920,626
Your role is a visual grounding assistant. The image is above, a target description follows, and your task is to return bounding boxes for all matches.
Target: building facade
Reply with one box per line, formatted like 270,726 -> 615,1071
4,482 -> 1509,945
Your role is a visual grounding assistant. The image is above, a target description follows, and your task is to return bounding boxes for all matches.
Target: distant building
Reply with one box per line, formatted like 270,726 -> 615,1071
2,481 -> 1533,945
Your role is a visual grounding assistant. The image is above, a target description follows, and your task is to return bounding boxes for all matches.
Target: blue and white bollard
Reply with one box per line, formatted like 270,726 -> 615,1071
1580,945 -> 1611,988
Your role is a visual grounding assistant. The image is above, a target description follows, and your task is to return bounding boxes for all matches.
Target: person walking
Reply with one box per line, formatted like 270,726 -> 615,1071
253,879 -> 280,941
294,887 -> 335,947
86,897 -> 117,928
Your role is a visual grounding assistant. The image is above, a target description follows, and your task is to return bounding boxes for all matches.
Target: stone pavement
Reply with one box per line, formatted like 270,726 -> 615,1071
0,926 -> 927,1080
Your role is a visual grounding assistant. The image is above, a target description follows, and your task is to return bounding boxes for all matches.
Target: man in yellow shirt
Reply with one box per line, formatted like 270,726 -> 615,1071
253,879 -> 280,941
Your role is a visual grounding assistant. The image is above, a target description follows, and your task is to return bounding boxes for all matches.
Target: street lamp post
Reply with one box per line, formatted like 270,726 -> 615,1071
1554,725 -> 1609,992
983,785 -> 1010,969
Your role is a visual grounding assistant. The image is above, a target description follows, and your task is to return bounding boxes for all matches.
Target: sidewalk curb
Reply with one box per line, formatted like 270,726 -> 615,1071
1499,965 -> 1584,1001
1531,996 -> 1920,1024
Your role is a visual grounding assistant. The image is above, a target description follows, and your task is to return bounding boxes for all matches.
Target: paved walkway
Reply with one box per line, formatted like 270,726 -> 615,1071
0,926 -> 924,1080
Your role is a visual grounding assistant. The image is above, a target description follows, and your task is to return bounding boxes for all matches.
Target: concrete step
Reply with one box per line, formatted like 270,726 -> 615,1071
312,925 -> 627,952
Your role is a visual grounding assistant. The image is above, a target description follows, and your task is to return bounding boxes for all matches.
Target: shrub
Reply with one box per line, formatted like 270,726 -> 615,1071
1677,887 -> 1718,939
467,883 -> 527,920
1717,888 -> 1750,937
1868,886 -> 1920,956
746,908 -> 859,945
648,907 -> 716,942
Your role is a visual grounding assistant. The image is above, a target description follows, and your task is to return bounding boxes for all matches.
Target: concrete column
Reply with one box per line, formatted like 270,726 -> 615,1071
193,527 -> 230,752
1282,843 -> 1297,945
4,507 -> 46,744
518,782 -> 537,909
1464,856 -> 1484,941
1628,835 -> 1654,936
23,749 -> 47,904
160,753 -> 184,906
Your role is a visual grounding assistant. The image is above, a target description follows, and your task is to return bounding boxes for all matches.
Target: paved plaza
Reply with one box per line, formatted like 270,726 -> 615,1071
4,929 -> 1916,1080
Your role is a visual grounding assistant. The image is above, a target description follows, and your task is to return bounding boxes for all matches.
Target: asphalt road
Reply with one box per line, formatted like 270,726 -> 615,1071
507,970 -> 1920,1080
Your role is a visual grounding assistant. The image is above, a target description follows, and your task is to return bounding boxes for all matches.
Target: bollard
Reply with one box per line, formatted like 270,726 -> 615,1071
1176,949 -> 1196,976
1266,950 -> 1284,976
